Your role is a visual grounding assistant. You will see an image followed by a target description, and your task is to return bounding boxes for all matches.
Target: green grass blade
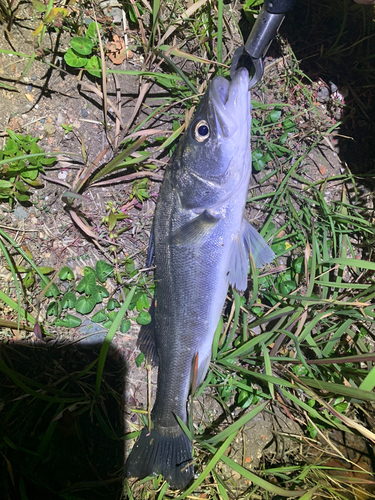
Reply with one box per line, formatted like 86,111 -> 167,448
205,400 -> 268,445
95,286 -> 136,397
174,432 -> 237,499
262,344 -> 274,398
203,441 -> 305,497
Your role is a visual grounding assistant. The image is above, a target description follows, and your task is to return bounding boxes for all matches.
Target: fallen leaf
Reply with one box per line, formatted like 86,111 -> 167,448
107,35 -> 132,64
25,93 -> 34,102
319,164 -> 327,175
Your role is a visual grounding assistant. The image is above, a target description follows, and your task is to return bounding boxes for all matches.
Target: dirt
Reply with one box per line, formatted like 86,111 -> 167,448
1,1 -> 375,499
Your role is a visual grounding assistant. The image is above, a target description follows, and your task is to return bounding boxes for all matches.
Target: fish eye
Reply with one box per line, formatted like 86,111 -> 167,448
194,120 -> 210,142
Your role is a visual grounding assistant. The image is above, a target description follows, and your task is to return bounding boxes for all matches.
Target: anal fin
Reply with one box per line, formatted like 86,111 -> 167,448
137,300 -> 158,366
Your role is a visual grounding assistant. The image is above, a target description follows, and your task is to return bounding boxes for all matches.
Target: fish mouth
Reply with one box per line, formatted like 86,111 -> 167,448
212,78 -> 230,106
210,68 -> 250,138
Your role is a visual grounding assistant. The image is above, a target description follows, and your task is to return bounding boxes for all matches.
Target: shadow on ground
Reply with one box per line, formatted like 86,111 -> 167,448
284,0 -> 375,174
0,341 -> 126,500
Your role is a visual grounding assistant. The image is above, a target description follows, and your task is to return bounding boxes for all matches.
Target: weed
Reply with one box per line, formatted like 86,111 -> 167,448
44,257 -> 152,333
61,123 -> 73,134
0,130 -> 56,206
64,21 -> 102,77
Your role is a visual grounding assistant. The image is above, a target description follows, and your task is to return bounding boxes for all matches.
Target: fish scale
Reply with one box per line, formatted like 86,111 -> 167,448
125,68 -> 275,489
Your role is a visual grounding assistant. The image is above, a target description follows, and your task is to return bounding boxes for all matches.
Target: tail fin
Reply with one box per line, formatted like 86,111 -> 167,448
125,426 -> 194,489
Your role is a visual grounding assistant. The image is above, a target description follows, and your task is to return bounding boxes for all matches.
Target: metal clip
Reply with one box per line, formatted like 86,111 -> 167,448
231,4 -> 287,88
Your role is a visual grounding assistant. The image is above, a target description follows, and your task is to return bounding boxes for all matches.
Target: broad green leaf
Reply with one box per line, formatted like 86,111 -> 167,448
75,296 -> 96,314
85,55 -> 101,77
59,266 -> 75,280
76,273 -> 96,294
95,260 -> 113,282
136,293 -> 149,311
0,180 -> 13,188
107,311 -> 118,322
125,259 -> 135,274
136,311 -> 151,325
41,156 -> 56,165
120,319 -> 131,333
280,280 -> 297,294
44,283 -> 60,298
64,48 -> 88,68
31,0 -> 47,12
268,109 -> 282,123
91,309 -> 107,323
37,266 -> 55,275
282,118 -> 296,131
61,291 -> 77,309
95,285 -> 110,300
55,314 -> 82,328
20,167 -> 38,181
70,36 -> 93,56
14,193 -> 30,202
22,177 -> 43,187
47,301 -> 59,316
83,266 -> 96,276
107,298 -> 120,310
86,21 -> 101,39
15,181 -> 29,192
23,271 -> 34,289
135,352 -> 144,366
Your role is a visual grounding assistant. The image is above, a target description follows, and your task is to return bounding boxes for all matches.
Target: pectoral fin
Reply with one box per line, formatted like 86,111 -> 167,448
228,219 -> 275,291
168,210 -> 220,246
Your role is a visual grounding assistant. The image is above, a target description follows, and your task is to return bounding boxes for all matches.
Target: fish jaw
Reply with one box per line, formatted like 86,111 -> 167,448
210,67 -> 251,141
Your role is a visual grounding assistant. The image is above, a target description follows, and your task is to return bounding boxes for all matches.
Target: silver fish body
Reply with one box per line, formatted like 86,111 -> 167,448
125,68 -> 274,489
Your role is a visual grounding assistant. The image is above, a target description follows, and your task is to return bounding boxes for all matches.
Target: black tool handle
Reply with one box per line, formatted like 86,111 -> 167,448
244,0 -> 296,60
264,0 -> 296,14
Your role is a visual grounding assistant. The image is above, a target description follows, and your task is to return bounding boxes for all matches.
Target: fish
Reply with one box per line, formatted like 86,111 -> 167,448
125,67 -> 275,489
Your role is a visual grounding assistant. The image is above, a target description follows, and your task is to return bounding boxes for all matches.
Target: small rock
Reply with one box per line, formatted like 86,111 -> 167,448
30,74 -> 37,81
26,84 -> 33,92
100,0 -> 123,23
43,123 -> 56,136
13,206 -> 29,221
58,170 -> 68,180
81,108 -> 88,118
56,112 -> 65,126
317,86 -> 330,102
329,81 -> 338,93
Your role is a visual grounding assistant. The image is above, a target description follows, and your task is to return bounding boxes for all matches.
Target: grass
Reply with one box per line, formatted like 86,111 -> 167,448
1,0 -> 375,499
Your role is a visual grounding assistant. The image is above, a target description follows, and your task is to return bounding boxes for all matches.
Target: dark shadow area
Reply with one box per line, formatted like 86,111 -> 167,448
281,0 -> 375,174
0,341 -> 126,500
